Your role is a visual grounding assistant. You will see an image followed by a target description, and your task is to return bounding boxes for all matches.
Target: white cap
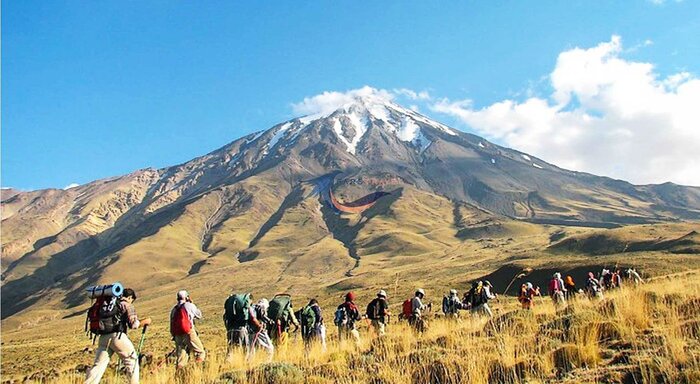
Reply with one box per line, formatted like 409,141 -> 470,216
416,288 -> 425,296
449,289 -> 457,295
257,298 -> 269,310
377,290 -> 387,297
177,290 -> 189,300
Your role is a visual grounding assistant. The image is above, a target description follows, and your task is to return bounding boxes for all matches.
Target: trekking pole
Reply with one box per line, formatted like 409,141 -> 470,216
394,273 -> 400,299
503,268 -> 533,296
137,325 -> 149,358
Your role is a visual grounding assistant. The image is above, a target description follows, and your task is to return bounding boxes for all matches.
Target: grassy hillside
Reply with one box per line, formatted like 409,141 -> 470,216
3,269 -> 700,383
2,171 -> 699,382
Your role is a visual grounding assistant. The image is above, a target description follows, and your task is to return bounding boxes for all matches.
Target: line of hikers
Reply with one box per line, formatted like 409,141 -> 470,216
83,267 -> 644,383
519,267 -> 644,310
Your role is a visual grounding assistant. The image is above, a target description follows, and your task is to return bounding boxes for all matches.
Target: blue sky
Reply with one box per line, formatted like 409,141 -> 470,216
3,1 -> 699,190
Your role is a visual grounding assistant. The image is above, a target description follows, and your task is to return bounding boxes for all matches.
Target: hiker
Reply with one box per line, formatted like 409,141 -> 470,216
626,268 -> 644,285
468,281 -> 494,317
548,273 -> 567,307
442,289 -> 465,319
518,283 -> 540,310
267,294 -> 299,347
585,272 -> 604,300
224,293 -> 258,361
299,298 -> 326,351
367,290 -> 390,335
483,280 -> 498,302
250,298 -> 274,361
564,275 -> 576,300
410,289 -> 430,332
170,290 -> 205,368
601,269 -> 613,290
612,269 -> 623,289
335,292 -> 361,345
85,288 -> 152,384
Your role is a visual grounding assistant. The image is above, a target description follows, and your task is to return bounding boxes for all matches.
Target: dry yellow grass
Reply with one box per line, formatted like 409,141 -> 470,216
4,270 -> 700,383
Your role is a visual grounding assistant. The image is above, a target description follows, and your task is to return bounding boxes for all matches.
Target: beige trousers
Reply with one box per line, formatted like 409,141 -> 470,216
371,320 -> 386,336
174,331 -> 206,368
84,333 -> 139,384
338,326 -> 360,345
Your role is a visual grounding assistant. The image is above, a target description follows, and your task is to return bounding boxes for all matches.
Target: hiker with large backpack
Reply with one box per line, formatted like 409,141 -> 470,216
410,289 -> 430,332
169,290 -> 205,368
85,287 -> 152,384
626,268 -> 644,285
335,292 -> 361,345
267,294 -> 300,347
518,282 -> 540,310
601,269 -> 613,290
469,281 -> 495,317
442,289 -> 465,319
367,290 -> 390,336
549,272 -> 567,307
250,298 -> 275,361
223,293 -> 259,361
564,275 -> 577,300
612,269 -> 623,289
400,297 -> 414,321
299,298 -> 326,351
585,272 -> 604,300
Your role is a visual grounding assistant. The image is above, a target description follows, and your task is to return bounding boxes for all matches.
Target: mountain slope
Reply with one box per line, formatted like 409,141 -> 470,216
2,95 -> 700,321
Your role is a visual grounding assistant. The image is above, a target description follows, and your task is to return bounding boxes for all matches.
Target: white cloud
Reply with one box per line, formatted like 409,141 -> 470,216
64,183 -> 80,190
393,88 -> 432,101
291,86 -> 433,117
431,35 -> 700,186
291,86 -> 395,117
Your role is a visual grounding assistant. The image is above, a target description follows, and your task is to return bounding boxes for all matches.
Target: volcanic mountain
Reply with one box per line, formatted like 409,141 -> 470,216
2,95 -> 700,321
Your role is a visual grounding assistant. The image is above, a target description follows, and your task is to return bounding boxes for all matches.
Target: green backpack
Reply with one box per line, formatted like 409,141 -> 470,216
224,293 -> 250,329
301,305 -> 317,329
268,294 -> 292,322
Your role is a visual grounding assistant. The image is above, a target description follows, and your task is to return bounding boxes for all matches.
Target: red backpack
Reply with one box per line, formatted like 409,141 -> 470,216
548,278 -> 561,294
170,304 -> 192,336
402,299 -> 413,319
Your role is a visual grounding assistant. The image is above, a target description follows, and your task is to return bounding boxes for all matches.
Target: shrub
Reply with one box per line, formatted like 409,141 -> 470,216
551,344 -> 598,373
248,362 -> 305,384
411,357 -> 465,384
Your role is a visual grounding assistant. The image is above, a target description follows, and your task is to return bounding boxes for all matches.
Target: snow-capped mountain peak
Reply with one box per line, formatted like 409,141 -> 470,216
272,95 -> 455,155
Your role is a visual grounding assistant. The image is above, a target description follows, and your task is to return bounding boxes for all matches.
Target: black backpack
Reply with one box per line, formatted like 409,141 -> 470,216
87,296 -> 124,335
442,296 -> 450,314
366,298 -> 380,320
